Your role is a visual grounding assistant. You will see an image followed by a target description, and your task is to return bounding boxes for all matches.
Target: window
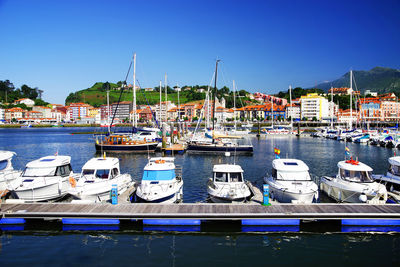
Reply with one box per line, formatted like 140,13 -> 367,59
82,169 -> 95,176
96,169 -> 110,179
215,172 -> 227,182
340,168 -> 373,183
111,168 -> 119,178
272,168 -> 277,179
23,167 -> 56,177
230,172 -> 243,182
0,160 -> 8,171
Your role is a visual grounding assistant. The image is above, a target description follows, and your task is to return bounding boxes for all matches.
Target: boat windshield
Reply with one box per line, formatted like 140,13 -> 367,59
389,164 -> 400,176
142,170 -> 175,181
95,169 -> 110,179
340,169 -> 373,183
23,167 -> 56,177
0,160 -> 8,171
214,172 -> 243,183
82,169 -> 95,176
277,171 -> 311,181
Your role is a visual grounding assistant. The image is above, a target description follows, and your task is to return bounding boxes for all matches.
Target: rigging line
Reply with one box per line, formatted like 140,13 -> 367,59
136,80 -> 160,128
109,57 -> 134,130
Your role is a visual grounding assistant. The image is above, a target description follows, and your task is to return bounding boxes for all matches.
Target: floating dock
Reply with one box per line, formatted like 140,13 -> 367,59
1,203 -> 400,232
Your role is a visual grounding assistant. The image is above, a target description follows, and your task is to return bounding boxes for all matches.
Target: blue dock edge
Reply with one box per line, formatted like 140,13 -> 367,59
62,218 -> 120,225
0,218 -> 26,224
341,219 -> 400,226
142,219 -> 201,226
242,219 -> 300,226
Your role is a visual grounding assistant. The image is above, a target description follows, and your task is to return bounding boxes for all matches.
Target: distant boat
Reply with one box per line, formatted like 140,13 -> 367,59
0,151 -> 22,191
20,123 -> 32,128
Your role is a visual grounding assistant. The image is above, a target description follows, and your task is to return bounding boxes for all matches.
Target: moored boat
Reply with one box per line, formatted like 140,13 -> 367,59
320,158 -> 387,203
207,164 -> 253,203
68,156 -> 133,202
135,157 -> 183,203
10,155 -> 73,202
264,158 -> 318,203
0,151 -> 22,191
95,134 -> 159,152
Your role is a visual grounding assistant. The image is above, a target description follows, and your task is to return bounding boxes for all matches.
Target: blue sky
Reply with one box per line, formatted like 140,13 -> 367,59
0,0 -> 399,104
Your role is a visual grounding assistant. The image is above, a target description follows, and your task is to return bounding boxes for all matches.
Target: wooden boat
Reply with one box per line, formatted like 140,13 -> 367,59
95,134 -> 158,152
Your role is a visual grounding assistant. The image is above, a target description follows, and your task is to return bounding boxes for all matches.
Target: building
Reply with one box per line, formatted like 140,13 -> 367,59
5,107 -> 25,121
33,106 -> 52,118
359,98 -> 381,121
111,101 -> 132,122
67,103 -> 92,120
14,98 -> 35,107
337,109 -> 359,124
26,111 -> 43,119
285,104 -> 301,119
214,107 -> 234,122
300,93 -> 331,120
0,108 -> 4,121
381,101 -> 400,121
328,87 -> 353,95
364,90 -> 378,97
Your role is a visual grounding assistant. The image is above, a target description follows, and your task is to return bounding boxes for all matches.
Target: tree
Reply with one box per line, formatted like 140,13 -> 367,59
312,117 -> 317,121
35,99 -> 49,106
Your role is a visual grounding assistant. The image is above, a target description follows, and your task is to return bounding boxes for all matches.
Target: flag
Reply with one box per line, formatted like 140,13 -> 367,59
274,148 -> 280,155
54,151 -> 58,156
345,147 -> 350,152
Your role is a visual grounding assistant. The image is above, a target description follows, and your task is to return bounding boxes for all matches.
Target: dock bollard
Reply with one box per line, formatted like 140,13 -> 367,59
263,184 -> 271,206
111,184 -> 118,205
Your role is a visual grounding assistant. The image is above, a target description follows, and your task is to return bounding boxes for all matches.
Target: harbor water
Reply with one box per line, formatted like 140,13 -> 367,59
0,128 -> 399,265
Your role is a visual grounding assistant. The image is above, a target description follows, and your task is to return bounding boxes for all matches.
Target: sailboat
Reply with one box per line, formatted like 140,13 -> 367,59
95,54 -> 159,152
187,60 -> 253,154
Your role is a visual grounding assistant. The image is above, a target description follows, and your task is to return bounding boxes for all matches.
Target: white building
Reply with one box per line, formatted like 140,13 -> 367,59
154,101 -> 176,122
0,108 -> 4,121
14,98 -> 35,107
300,93 -> 331,120
33,106 -> 52,118
285,104 -> 301,119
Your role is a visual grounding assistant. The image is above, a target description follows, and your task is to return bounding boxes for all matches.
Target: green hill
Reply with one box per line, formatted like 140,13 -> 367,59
315,67 -> 400,94
65,82 -> 206,107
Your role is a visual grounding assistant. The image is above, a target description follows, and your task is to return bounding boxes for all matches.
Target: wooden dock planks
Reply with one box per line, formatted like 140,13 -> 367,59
2,203 -> 400,220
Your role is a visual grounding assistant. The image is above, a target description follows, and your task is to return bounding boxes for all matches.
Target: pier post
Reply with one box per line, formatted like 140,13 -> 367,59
257,121 -> 260,138
177,121 -> 181,139
170,122 -> 175,144
162,123 -> 167,156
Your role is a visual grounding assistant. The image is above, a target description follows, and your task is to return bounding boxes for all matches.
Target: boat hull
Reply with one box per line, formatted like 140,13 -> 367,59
267,186 -> 316,204
187,144 -> 253,154
13,179 -> 69,202
95,142 -> 158,152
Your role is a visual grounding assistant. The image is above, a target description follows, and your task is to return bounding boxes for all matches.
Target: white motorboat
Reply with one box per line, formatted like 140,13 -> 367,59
0,151 -> 22,191
320,158 -> 387,203
263,159 -> 318,203
11,155 -> 73,202
207,164 -> 253,203
135,157 -> 183,203
68,157 -> 133,202
372,156 -> 400,194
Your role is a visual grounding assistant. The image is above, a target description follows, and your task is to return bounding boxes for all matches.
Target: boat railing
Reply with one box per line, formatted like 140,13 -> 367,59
175,165 -> 183,180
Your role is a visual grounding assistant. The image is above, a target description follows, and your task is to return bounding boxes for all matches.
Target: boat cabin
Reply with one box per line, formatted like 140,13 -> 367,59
271,159 -> 311,181
212,164 -> 244,183
142,157 -> 177,182
22,156 -> 72,177
0,151 -> 16,172
388,156 -> 400,177
103,135 -> 146,145
81,157 -> 120,180
337,160 -> 373,183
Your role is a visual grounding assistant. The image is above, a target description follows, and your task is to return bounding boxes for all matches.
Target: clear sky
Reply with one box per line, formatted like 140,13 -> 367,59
0,0 -> 399,104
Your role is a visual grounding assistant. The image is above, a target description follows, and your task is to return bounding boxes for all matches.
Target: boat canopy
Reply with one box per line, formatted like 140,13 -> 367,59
337,160 -> 373,172
142,169 -> 176,181
145,157 -> 175,171
82,157 -> 119,170
272,159 -> 309,172
388,157 -> 400,167
0,151 -> 15,162
26,156 -> 71,168
213,164 -> 243,173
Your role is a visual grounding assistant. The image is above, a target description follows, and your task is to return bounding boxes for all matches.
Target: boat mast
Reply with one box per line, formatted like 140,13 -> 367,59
271,97 -> 274,128
132,53 -> 137,128
107,88 -> 110,133
289,85 -> 293,130
164,73 -> 167,123
159,80 -> 162,124
350,70 -> 353,129
330,86 -> 333,129
233,80 -> 236,131
212,60 -> 220,132
177,84 -> 180,121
